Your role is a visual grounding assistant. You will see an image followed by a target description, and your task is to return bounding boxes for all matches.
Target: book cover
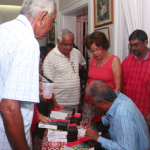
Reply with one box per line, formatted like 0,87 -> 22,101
69,113 -> 81,125
47,128 -> 68,135
38,119 -> 70,130
48,138 -> 67,142
68,123 -> 78,135
64,137 -> 101,150
47,134 -> 67,138
51,105 -> 75,118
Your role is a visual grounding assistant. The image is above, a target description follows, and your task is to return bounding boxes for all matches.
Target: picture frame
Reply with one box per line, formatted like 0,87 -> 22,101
49,26 -> 55,41
95,27 -> 110,45
94,0 -> 113,27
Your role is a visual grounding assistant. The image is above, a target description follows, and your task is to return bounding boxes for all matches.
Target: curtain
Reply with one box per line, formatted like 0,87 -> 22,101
114,0 -> 150,62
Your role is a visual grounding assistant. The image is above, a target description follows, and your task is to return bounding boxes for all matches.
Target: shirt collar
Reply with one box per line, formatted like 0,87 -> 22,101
106,92 -> 122,117
15,14 -> 34,37
133,48 -> 150,61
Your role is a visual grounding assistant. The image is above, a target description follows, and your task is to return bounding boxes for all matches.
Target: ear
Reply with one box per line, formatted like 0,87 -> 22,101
57,38 -> 60,44
101,100 -> 108,107
144,40 -> 148,47
38,11 -> 48,25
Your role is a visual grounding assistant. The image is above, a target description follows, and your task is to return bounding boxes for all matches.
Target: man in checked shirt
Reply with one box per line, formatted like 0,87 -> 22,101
0,0 -> 57,149
122,29 -> 150,128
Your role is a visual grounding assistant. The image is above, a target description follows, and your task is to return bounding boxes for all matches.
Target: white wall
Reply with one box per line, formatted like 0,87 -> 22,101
0,5 -> 48,46
0,12 -> 2,24
59,0 -> 115,55
59,0 -> 76,9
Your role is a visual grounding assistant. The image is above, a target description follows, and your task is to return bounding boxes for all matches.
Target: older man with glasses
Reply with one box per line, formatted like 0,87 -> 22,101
43,29 -> 86,113
0,0 -> 56,149
122,29 -> 150,129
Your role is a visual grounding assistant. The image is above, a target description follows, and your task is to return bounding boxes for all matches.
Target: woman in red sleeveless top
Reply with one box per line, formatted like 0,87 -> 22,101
82,31 -> 122,121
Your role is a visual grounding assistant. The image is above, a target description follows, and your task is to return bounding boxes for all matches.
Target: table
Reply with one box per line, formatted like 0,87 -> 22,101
41,130 -> 83,150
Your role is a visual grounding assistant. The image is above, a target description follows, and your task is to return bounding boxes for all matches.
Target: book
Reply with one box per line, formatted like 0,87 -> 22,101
67,123 -> 78,135
64,137 -> 101,150
47,134 -> 67,138
47,128 -> 68,136
69,113 -> 81,126
38,119 -> 70,130
78,128 -> 101,137
91,115 -> 109,135
67,123 -> 78,143
48,138 -> 67,142
50,105 -> 75,119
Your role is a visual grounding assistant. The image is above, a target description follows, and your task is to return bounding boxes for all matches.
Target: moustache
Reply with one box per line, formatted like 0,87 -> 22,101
132,49 -> 139,53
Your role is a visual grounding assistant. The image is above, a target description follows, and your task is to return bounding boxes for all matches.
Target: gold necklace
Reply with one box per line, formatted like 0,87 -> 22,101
98,55 -> 107,67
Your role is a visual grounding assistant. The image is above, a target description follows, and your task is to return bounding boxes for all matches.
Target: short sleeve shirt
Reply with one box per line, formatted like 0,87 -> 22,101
0,15 -> 40,149
43,46 -> 86,105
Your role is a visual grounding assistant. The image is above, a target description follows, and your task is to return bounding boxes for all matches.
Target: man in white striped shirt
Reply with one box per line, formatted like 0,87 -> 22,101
43,29 -> 86,112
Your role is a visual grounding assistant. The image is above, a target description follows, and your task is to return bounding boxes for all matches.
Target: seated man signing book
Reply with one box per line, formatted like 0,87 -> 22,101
82,80 -> 150,150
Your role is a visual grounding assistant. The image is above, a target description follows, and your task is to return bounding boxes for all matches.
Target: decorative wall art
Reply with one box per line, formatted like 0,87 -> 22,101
94,0 -> 113,27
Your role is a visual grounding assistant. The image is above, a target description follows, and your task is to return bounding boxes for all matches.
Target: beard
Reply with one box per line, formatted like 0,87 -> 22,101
132,49 -> 140,56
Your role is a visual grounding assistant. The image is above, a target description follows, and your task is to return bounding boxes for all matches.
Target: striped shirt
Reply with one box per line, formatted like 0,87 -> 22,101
97,93 -> 150,150
43,46 -> 86,105
0,15 -> 40,149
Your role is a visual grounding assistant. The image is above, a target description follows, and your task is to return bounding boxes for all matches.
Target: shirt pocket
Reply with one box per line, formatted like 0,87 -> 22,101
143,72 -> 150,86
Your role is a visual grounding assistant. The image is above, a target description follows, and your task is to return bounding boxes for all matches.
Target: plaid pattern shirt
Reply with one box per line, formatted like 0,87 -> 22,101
0,15 -> 40,149
122,51 -> 150,117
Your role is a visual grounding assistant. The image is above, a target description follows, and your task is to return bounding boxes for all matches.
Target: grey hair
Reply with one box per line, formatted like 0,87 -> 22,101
86,80 -> 116,103
20,0 -> 56,19
57,29 -> 74,43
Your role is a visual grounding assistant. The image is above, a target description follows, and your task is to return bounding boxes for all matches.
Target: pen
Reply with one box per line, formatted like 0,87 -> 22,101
39,73 -> 53,83
85,116 -> 91,125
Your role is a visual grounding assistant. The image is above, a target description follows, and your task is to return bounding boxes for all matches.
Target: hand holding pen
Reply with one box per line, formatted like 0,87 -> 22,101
82,116 -> 92,128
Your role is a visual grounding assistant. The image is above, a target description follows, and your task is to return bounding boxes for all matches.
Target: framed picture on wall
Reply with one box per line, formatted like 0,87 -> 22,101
95,27 -> 110,45
49,26 -> 55,41
94,0 -> 113,27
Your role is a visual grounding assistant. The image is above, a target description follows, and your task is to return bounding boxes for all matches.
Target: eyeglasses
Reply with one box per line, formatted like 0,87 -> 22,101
89,48 -> 102,54
70,61 -> 76,73
50,16 -> 57,27
62,43 -> 74,47
128,42 -> 143,49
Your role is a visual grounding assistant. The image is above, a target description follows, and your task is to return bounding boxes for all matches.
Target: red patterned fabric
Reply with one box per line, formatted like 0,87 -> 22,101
31,104 -> 39,132
41,130 -> 83,150
122,53 -> 150,117
84,55 -> 115,103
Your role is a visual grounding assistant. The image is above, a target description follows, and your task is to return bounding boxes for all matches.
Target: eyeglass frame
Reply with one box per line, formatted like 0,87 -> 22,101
49,16 -> 57,27
70,61 -> 76,73
89,48 -> 103,54
128,41 -> 143,49
62,43 -> 74,47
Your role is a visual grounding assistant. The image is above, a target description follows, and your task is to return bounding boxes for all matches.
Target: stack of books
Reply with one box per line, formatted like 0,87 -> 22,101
47,128 -> 68,142
38,119 -> 70,131
68,113 -> 81,126
50,105 -> 75,119
67,124 -> 78,143
64,137 -> 103,150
